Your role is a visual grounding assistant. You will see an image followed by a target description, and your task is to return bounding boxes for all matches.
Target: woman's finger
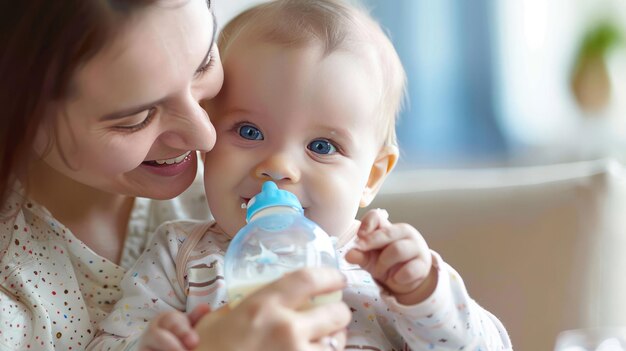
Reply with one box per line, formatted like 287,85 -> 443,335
251,267 -> 346,309
329,329 -> 348,351
298,302 -> 351,341
311,329 -> 348,351
310,329 -> 348,351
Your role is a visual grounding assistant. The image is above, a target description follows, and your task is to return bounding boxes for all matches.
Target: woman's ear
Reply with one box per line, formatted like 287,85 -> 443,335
360,145 -> 398,207
32,103 -> 58,157
32,125 -> 50,157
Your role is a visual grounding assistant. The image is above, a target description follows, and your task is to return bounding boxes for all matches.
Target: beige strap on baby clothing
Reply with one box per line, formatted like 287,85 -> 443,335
175,221 -> 213,294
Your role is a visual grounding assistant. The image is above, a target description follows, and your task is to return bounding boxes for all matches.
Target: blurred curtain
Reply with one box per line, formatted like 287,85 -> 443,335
361,0 -> 507,168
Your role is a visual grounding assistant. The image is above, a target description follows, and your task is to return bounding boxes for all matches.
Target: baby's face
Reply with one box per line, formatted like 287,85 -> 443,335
204,38 -> 393,241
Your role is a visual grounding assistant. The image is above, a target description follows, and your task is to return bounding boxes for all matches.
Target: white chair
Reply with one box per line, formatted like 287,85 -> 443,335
365,159 -> 626,351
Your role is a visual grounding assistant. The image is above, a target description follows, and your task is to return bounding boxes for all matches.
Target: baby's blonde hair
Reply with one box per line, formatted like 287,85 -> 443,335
218,0 -> 406,148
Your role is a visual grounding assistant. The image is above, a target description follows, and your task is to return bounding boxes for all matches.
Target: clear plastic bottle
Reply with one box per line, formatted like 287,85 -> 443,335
224,181 -> 340,307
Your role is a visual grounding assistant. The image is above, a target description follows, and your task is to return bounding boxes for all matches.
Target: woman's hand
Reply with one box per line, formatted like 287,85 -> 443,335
193,267 -> 350,351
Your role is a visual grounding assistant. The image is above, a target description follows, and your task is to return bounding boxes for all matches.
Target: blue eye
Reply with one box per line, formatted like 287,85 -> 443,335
307,139 -> 336,155
238,124 -> 263,140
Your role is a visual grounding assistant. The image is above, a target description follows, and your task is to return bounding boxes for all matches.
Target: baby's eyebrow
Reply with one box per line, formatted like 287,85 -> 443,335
321,127 -> 352,141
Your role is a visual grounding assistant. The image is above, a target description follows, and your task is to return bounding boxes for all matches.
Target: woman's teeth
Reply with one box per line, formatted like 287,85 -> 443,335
154,151 -> 191,165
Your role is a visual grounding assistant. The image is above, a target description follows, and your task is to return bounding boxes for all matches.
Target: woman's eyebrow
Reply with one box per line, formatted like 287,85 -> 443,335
196,10 -> 218,72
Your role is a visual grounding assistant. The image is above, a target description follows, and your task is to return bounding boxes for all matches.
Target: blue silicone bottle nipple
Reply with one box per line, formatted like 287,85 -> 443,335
245,181 -> 303,222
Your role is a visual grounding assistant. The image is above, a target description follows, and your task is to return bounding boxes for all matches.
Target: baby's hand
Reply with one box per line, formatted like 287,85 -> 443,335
345,209 -> 437,305
138,305 -> 210,351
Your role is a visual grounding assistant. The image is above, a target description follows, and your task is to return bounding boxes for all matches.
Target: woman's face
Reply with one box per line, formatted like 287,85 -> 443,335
34,0 -> 223,199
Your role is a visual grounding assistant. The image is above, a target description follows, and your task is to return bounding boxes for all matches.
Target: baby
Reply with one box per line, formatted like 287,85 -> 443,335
90,0 -> 512,350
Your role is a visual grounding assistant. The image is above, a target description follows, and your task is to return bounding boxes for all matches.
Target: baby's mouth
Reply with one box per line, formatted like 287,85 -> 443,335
143,151 -> 192,166
240,198 -> 251,209
239,198 -> 310,214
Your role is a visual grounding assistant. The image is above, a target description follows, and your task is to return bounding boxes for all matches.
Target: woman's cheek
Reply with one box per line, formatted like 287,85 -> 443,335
87,143 -> 149,175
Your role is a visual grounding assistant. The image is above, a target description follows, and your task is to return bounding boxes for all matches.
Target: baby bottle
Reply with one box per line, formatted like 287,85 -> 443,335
224,181 -> 341,307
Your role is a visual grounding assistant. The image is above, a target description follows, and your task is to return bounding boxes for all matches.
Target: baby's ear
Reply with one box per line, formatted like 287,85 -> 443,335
360,145 -> 398,207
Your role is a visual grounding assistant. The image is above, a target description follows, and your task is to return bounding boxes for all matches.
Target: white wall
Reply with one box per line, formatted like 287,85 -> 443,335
493,0 -> 626,162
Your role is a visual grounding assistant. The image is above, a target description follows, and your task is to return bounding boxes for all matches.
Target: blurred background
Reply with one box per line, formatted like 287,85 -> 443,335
216,0 -> 626,170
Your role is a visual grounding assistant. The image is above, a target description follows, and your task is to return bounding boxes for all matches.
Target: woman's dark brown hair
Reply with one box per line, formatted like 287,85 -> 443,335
0,0 -> 180,203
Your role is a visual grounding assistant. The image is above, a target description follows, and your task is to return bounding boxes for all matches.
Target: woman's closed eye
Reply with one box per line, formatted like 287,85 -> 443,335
114,108 -> 157,132
195,50 -> 216,78
307,139 -> 338,155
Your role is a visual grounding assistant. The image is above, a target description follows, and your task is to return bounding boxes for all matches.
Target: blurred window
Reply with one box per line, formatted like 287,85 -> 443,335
361,0 -> 507,169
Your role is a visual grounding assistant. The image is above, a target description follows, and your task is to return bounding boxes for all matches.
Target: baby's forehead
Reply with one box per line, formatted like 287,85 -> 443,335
217,3 -> 402,148
222,7 -> 385,62
235,29 -> 385,80
235,40 -> 384,120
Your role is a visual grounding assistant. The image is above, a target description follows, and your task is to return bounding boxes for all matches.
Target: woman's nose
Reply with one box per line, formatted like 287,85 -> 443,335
254,152 -> 301,183
159,92 -> 216,152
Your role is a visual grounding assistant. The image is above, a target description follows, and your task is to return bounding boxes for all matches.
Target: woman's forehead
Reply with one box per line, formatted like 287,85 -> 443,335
69,0 -> 214,112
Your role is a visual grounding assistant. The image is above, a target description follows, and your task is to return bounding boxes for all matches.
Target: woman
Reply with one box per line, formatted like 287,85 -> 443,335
0,1 -> 349,350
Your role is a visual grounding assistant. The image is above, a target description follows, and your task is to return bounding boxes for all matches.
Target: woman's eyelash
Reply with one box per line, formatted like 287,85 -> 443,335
196,52 -> 216,76
115,108 -> 157,133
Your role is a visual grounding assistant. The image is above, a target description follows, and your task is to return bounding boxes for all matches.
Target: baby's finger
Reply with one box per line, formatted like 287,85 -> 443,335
375,237 -> 424,274
159,312 -> 197,348
188,304 -> 212,326
358,208 -> 390,236
159,311 -> 193,335
357,227 -> 407,253
391,256 -> 432,286
367,239 -> 417,280
141,329 -> 188,351
344,247 -> 369,266
346,248 -> 381,275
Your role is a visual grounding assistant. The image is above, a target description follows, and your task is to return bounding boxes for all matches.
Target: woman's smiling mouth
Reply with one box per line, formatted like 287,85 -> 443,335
141,151 -> 194,177
143,151 -> 192,166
